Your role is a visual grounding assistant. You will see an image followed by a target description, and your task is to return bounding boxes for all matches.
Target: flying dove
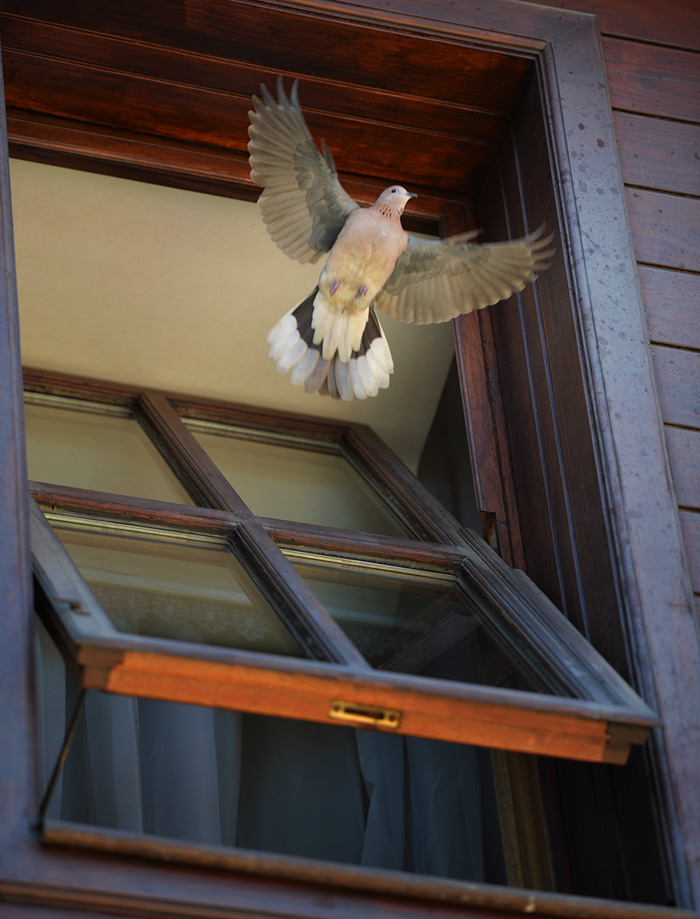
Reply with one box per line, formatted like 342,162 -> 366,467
248,79 -> 553,401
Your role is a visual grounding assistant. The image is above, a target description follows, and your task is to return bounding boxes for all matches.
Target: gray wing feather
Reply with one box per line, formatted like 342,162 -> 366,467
375,227 -> 555,323
248,78 -> 359,264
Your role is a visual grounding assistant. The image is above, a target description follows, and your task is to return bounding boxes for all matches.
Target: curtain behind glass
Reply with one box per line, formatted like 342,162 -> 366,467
35,617 -> 506,883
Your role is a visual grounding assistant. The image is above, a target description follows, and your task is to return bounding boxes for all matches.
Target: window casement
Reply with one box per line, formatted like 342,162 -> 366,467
28,371 -> 655,784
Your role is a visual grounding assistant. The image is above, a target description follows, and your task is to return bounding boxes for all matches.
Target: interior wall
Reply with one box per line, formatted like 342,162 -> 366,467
10,159 -> 456,472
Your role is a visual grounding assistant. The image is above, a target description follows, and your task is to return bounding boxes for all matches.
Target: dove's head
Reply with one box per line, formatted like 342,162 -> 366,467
375,185 -> 417,215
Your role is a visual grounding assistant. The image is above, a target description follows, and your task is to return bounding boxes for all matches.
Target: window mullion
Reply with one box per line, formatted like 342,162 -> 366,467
340,425 -> 469,545
237,519 -> 370,668
263,517 -> 467,570
137,390 -> 253,516
29,483 -> 241,533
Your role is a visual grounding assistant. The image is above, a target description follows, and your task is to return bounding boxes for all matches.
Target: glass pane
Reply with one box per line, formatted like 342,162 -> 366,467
187,422 -> 409,537
54,525 -> 303,656
292,556 -> 561,694
33,639 -> 508,886
25,397 -> 193,504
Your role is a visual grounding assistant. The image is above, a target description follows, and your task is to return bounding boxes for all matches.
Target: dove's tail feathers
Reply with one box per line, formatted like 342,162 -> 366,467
267,299 -> 393,401
316,311 -> 394,401
311,294 -> 368,363
266,289 -> 317,373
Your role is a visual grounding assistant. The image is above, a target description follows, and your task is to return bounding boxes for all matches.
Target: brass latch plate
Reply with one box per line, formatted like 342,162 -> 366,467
329,700 -> 402,729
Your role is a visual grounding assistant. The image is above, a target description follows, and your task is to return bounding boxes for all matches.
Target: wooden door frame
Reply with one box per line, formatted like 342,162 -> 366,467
1,0 -> 698,913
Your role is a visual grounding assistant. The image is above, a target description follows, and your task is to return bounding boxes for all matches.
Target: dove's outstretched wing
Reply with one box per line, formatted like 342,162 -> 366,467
375,227 -> 555,324
248,78 -> 359,264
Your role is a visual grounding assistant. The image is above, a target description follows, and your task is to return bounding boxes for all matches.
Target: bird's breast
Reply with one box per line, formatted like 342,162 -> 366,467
319,216 -> 406,311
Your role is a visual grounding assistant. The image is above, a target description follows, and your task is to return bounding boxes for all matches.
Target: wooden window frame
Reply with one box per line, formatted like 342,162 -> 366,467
1,1 -> 698,916
27,371 -> 655,768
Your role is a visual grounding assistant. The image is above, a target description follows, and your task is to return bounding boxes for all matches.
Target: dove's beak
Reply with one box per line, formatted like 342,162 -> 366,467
409,192 -> 418,198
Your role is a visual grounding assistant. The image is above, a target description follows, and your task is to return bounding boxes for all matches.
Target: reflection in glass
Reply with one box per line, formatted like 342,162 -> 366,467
187,422 -> 409,537
292,557 -> 558,694
24,397 -> 193,504
54,526 -> 302,656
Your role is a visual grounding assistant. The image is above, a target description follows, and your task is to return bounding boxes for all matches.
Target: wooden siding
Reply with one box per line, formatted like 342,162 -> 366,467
531,0 -> 700,636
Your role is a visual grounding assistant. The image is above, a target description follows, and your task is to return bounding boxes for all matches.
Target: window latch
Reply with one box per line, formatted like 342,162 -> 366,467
329,700 -> 402,730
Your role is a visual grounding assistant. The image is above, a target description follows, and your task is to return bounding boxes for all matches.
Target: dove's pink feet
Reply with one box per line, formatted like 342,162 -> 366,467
357,285 -> 368,299
330,278 -> 339,296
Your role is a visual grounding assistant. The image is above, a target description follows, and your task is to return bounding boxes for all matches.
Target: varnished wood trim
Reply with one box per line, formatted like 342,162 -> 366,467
340,424 -> 466,544
30,821 -> 696,919
97,648 -> 640,762
137,391 -> 254,515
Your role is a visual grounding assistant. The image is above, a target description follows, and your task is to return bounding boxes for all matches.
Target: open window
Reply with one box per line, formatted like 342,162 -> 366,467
1,0 -> 692,915
26,371 -> 656,890
28,372 -> 655,773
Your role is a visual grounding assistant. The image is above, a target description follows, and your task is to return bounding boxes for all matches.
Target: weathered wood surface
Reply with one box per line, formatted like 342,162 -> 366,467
530,0 -> 700,627
639,267 -> 700,350
626,190 -> 700,273
680,511 -> 700,592
506,0 -> 700,901
665,427 -> 700,509
604,40 -> 700,123
0,35 -> 34,860
614,115 -> 700,198
651,346 -> 700,430
526,0 -> 700,49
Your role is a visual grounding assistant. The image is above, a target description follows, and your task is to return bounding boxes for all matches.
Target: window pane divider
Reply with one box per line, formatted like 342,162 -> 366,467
340,424 -> 470,544
23,366 -> 139,407
42,632 -> 655,763
234,520 -> 370,667
137,390 -> 254,515
170,394 -> 349,445
29,482 -> 244,531
28,483 -> 469,568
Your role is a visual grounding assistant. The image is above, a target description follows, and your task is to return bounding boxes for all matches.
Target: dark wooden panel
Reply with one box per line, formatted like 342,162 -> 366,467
626,189 -> 700,272
455,306 -> 527,569
0,0 -> 531,112
3,50 -> 492,194
605,39 -> 700,123
0,13 -> 508,143
526,0 -> 700,50
666,426 -> 700,509
651,345 -> 700,429
7,110 -> 256,202
679,510 -> 700,593
474,155 -> 562,596
614,113 -> 700,197
639,266 -> 700,350
0,903 -> 121,919
6,111 -> 454,230
483,151 -> 570,614
483,76 -> 629,676
476,71 -> 674,905
2,51 -> 251,151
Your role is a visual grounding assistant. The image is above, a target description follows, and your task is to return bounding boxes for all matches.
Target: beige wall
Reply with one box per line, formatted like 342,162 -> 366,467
11,160 -> 455,471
